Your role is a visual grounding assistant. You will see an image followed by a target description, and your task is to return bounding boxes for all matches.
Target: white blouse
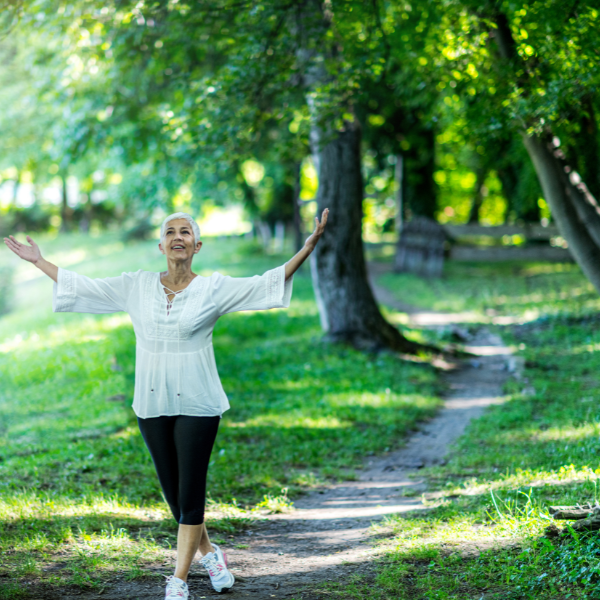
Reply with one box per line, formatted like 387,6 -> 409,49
52,265 -> 293,418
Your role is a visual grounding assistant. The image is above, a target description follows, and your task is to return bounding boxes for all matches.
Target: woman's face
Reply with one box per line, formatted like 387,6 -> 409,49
158,218 -> 202,261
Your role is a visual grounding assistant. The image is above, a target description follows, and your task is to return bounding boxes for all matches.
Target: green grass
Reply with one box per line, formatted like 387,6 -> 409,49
0,232 -> 439,592
312,261 -> 600,599
378,260 -> 595,320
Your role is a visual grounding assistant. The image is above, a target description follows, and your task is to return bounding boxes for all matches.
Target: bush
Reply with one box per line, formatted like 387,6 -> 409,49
0,205 -> 54,236
122,218 -> 155,241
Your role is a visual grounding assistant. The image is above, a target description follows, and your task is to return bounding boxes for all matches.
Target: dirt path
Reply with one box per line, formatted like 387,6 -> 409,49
56,269 -> 518,600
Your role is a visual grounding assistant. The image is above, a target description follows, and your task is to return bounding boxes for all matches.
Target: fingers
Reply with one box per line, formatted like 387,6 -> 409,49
3,238 -> 21,256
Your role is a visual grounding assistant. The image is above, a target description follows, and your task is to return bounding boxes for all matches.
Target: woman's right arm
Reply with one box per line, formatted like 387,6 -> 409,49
4,234 -> 135,314
3,235 -> 58,282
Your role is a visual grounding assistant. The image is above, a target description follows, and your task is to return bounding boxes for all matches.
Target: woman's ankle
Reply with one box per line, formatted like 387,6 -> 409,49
199,543 -> 215,556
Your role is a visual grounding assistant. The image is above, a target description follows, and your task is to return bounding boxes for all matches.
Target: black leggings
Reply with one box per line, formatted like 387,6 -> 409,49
137,415 -> 220,525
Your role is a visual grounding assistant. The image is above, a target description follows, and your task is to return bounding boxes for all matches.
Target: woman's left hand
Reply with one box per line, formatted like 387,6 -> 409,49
305,208 -> 329,252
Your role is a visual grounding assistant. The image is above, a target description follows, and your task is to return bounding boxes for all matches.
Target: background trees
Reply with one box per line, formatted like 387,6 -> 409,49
3,0 -> 600,343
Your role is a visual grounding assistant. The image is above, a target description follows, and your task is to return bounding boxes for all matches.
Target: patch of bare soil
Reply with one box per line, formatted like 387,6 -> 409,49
25,268 -> 517,600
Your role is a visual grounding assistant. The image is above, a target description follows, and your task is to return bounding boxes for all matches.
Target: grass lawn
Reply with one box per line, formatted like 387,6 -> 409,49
310,261 -> 600,599
0,232 -> 439,594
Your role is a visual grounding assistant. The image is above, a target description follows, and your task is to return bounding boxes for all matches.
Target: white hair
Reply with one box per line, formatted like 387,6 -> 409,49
160,212 -> 201,244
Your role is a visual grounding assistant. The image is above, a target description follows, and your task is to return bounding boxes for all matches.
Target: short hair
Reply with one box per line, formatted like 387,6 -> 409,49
160,212 -> 201,244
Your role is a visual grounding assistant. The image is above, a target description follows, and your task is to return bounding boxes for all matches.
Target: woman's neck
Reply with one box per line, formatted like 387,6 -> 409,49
162,260 -> 196,286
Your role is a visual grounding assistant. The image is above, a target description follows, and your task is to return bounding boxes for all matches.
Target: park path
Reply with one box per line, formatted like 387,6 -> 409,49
62,265 -> 518,600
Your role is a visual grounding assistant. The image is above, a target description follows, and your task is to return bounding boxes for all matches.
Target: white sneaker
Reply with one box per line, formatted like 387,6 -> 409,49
165,575 -> 189,599
200,544 -> 235,593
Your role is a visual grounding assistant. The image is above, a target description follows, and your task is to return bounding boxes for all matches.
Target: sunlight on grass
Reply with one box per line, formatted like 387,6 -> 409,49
232,413 -> 353,429
378,261 -> 600,320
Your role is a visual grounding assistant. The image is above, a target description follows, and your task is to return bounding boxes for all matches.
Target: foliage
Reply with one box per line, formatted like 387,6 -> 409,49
253,488 -> 294,514
4,0 -> 594,232
0,233 -> 439,587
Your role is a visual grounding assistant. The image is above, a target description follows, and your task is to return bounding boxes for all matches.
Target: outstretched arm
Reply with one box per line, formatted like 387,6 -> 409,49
3,235 -> 58,282
284,208 -> 329,280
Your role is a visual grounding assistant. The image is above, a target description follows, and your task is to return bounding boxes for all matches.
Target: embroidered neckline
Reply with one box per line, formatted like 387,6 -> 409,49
142,272 -> 208,340
159,277 -> 194,316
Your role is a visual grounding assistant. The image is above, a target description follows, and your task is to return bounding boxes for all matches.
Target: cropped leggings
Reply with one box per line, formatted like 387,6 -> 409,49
137,415 -> 220,526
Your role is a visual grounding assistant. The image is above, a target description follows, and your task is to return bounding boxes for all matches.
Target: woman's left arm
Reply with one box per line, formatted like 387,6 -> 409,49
210,209 -> 328,316
284,208 -> 329,280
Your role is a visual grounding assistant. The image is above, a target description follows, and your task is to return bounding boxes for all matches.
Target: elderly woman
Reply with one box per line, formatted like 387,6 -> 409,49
3,208 -> 328,600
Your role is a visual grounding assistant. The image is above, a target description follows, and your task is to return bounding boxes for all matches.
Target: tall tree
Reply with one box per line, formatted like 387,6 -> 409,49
488,5 -> 600,290
296,1 -> 419,350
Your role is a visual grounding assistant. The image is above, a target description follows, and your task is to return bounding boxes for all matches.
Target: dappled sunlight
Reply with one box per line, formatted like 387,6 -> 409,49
377,262 -> 600,323
536,423 -> 600,442
432,464 -> 600,501
326,391 -> 435,410
0,313 -> 131,353
0,491 -> 168,522
227,413 -> 353,429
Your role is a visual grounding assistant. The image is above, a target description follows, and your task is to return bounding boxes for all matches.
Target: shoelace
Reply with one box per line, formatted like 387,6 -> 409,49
201,554 -> 224,577
165,575 -> 187,598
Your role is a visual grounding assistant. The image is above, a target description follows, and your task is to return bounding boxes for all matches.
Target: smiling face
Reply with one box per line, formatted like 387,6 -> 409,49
158,218 -> 202,261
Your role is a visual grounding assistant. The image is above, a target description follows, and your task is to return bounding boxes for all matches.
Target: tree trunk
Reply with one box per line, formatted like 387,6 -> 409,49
491,11 -> 600,291
297,2 -> 419,352
468,166 -> 487,224
404,124 -> 437,219
522,134 -> 600,292
569,95 -> 600,203
292,162 -> 303,252
394,154 -> 404,237
59,173 -> 71,233
544,140 -> 600,248
497,163 -> 518,223
309,118 -> 419,351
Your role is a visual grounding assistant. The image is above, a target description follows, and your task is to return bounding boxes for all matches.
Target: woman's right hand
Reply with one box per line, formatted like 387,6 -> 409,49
3,235 -> 42,264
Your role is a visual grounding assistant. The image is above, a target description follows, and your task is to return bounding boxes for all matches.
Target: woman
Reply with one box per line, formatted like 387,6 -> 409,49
3,208 -> 328,599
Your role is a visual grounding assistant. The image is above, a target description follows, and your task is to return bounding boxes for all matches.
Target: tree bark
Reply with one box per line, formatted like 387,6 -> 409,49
544,139 -> 600,248
569,95 -> 600,202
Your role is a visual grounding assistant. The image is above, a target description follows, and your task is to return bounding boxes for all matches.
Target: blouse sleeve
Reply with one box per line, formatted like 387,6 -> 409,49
52,268 -> 139,314
210,265 -> 294,316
